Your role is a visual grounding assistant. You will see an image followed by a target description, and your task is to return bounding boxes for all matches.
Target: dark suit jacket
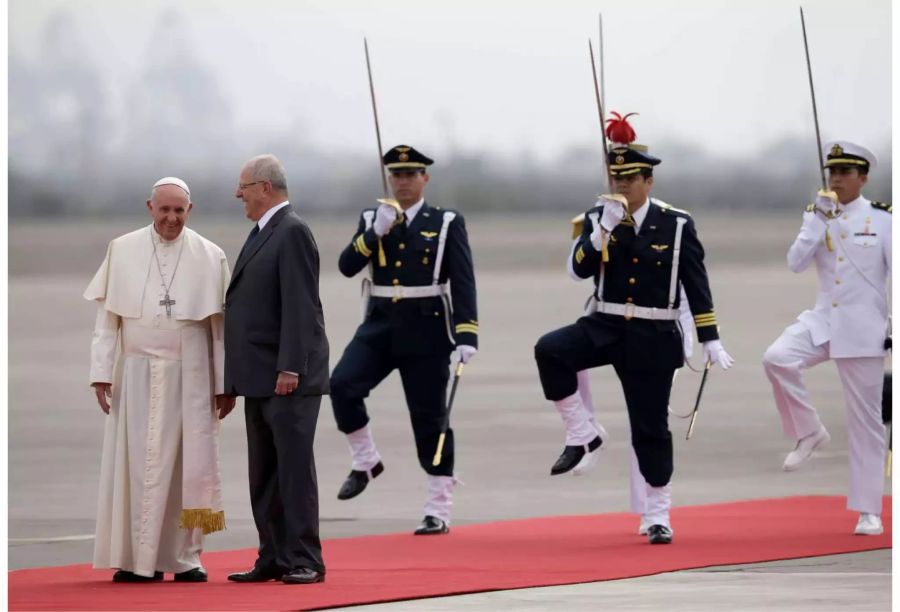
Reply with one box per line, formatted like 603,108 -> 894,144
224,205 -> 330,397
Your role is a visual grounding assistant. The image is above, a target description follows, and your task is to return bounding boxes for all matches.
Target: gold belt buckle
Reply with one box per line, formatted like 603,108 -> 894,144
392,285 -> 403,303
624,302 -> 635,321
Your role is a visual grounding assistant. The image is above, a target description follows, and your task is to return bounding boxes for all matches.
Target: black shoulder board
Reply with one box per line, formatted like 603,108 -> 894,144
871,201 -> 892,214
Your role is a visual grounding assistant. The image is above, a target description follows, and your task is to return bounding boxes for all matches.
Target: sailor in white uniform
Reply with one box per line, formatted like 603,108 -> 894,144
763,141 -> 891,536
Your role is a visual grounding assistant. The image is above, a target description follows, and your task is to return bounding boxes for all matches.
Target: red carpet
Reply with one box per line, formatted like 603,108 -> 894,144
9,495 -> 891,611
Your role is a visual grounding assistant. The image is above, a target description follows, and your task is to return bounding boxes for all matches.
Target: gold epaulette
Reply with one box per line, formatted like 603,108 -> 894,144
871,201 -> 892,214
653,199 -> 691,216
570,213 -> 586,239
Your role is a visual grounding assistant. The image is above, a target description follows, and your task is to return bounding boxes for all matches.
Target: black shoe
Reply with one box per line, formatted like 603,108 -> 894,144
112,570 -> 164,583
647,524 -> 673,544
174,567 -> 208,582
227,566 -> 285,582
281,567 -> 325,584
550,436 -> 602,475
337,461 -> 384,500
414,515 -> 449,535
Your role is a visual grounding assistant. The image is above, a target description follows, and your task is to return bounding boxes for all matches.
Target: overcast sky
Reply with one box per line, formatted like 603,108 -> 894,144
9,0 -> 893,163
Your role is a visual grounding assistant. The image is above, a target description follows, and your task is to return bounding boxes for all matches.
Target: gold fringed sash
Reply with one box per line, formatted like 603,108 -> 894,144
180,508 -> 226,535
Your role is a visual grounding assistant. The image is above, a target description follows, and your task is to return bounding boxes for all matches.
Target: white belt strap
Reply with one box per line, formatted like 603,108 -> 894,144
369,283 -> 449,299
359,209 -> 378,320
668,217 -> 687,309
433,211 -> 457,286
596,302 -> 681,321
588,211 -> 606,302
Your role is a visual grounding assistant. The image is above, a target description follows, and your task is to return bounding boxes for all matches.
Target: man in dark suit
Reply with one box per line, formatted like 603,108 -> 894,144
330,145 -> 478,535
223,154 -> 329,584
534,114 -> 734,545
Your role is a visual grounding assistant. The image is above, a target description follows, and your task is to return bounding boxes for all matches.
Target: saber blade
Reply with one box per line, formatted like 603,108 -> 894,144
686,361 -> 712,440
364,38 -> 390,198
432,362 -> 465,466
799,7 -> 827,190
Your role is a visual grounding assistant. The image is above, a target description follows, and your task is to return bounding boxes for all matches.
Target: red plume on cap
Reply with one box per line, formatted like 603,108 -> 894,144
605,111 -> 638,145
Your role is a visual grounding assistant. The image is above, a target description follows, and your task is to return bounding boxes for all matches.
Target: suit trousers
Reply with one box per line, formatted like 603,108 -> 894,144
244,394 -> 324,573
535,321 -> 676,487
330,336 -> 453,477
763,322 -> 886,514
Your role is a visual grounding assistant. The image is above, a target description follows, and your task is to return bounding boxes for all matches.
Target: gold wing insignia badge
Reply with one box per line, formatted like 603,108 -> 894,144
650,244 -> 670,252
420,231 -> 439,238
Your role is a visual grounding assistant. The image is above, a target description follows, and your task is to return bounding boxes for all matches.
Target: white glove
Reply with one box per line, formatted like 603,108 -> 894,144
456,345 -> 478,364
373,203 -> 399,237
702,339 -> 734,370
598,194 -> 628,232
813,189 -> 838,220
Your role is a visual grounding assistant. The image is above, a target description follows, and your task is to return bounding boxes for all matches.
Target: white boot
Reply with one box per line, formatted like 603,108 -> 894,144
346,424 -> 382,472
854,513 -> 883,535
642,483 -> 672,530
423,475 -> 455,523
783,425 -> 831,471
555,391 -> 599,446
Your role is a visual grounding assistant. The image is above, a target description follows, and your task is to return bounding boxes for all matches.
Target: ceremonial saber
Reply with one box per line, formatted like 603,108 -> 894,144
598,13 -> 606,112
686,361 -> 712,440
432,362 -> 465,466
363,38 -> 400,267
799,7 -> 827,190
364,38 -> 390,197
588,39 -> 613,194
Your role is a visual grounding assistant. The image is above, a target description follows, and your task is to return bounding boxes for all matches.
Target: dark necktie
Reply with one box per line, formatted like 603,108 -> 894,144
239,224 -> 260,259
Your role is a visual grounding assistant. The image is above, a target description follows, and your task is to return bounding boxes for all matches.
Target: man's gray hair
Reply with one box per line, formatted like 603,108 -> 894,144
246,154 -> 288,193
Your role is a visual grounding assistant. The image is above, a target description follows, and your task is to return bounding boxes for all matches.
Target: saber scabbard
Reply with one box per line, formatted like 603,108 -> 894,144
686,361 -> 712,440
433,361 -> 465,466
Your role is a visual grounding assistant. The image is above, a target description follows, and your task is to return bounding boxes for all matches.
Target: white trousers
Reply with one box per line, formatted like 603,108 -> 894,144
763,322 -> 886,514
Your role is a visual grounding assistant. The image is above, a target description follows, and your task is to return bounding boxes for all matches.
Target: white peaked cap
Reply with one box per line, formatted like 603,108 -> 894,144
153,176 -> 191,197
822,141 -> 878,172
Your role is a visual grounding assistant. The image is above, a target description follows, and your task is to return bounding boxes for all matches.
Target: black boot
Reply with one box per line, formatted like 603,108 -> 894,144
550,436 -> 602,475
414,515 -> 449,535
337,461 -> 384,500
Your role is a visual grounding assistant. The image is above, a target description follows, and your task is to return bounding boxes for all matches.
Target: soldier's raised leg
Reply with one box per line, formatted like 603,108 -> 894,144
535,322 -> 615,475
330,336 -> 395,499
762,323 -> 831,470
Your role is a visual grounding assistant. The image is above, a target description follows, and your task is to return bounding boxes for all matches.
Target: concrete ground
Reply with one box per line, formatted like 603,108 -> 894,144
8,213 -> 892,610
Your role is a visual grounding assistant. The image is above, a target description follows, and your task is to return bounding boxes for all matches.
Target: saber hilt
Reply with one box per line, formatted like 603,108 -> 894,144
686,361 -> 712,440
432,361 -> 465,466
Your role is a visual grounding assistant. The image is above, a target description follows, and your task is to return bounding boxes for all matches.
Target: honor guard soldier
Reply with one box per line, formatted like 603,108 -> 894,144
763,141 -> 890,536
534,113 -> 734,544
329,145 -> 478,535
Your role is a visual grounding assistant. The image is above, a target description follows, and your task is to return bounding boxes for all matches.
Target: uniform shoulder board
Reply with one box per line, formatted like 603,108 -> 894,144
653,199 -> 691,216
871,201 -> 892,214
570,213 -> 586,239
805,203 -> 815,213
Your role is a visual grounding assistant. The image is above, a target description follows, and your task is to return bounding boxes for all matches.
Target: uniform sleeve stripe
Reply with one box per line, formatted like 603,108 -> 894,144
455,324 -> 479,334
355,235 -> 373,257
575,246 -> 585,264
695,321 -> 718,328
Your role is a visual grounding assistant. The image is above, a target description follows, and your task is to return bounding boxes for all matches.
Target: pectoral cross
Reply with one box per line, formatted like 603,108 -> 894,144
160,294 -> 176,318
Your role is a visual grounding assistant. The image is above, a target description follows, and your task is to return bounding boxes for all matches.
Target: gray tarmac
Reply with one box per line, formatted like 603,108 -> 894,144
8,213 -> 892,610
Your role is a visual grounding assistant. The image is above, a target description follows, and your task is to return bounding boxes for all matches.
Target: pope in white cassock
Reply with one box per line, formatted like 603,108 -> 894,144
85,177 -> 234,583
